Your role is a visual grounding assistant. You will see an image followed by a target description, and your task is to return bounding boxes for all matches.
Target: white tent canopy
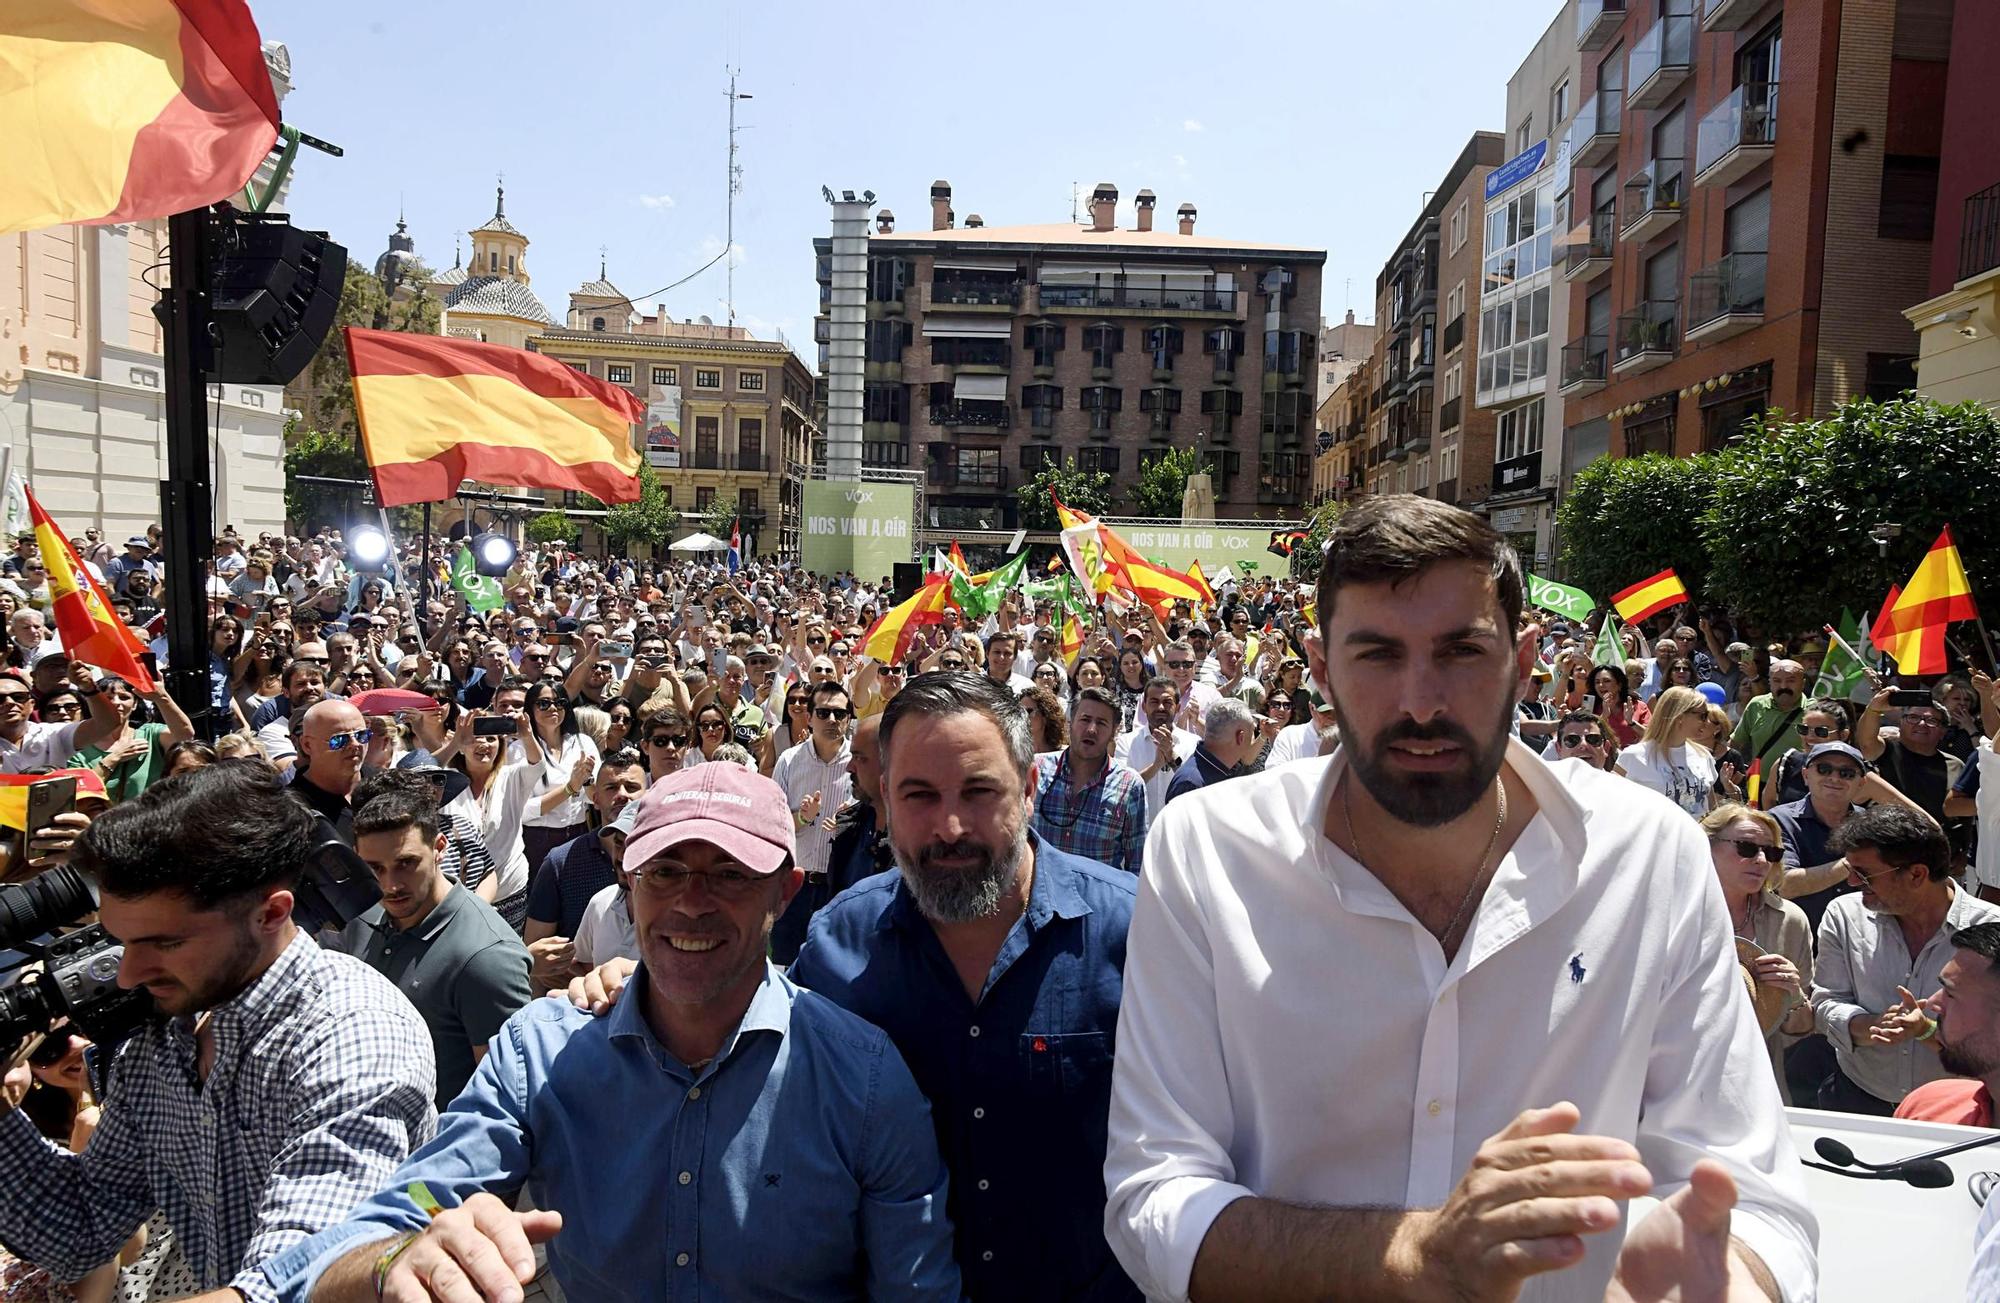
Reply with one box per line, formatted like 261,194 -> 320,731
669,532 -> 730,553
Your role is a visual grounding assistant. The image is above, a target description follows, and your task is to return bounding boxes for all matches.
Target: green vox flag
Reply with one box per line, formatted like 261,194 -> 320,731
1591,612 -> 1626,669
952,550 -> 1030,620
1526,573 -> 1596,624
1815,608 -> 1872,701
451,545 -> 505,613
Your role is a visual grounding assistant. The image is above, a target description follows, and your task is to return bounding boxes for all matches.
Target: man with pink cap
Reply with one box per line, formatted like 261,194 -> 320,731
261,764 -> 959,1303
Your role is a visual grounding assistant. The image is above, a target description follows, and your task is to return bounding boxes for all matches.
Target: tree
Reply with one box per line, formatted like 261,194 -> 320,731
1016,458 -> 1116,531
1292,499 -> 1343,584
700,498 -> 740,542
1126,447 -> 1207,518
590,461 -> 678,553
526,511 -> 580,546
285,260 -> 440,445
1556,453 -> 1721,612
283,421 -> 370,534
1701,397 -> 2000,635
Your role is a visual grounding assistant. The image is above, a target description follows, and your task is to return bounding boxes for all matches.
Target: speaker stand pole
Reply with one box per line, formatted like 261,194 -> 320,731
420,500 -> 433,639
161,206 -> 219,740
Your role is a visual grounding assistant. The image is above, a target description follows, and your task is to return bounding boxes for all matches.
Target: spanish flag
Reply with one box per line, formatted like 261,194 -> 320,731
947,541 -> 971,576
1,0 -> 280,236
346,328 -> 646,508
860,575 -> 953,665
1609,567 -> 1689,625
1185,558 -> 1216,605
28,487 -> 155,692
0,770 -> 107,830
1872,527 -> 1979,677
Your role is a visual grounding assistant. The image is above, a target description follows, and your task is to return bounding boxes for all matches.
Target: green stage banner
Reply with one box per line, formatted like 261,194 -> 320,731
802,481 -> 915,578
1108,523 -> 1298,575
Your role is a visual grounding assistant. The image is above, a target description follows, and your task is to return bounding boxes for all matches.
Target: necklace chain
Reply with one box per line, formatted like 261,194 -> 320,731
1343,772 -> 1509,954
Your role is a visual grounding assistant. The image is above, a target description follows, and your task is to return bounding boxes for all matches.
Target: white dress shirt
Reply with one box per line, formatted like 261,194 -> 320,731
1103,741 -> 1818,1303
771,736 -> 852,876
1810,883 -> 2000,1105
572,883 -> 638,968
1263,720 -> 1323,768
1114,723 -> 1201,821
1973,740 -> 1999,891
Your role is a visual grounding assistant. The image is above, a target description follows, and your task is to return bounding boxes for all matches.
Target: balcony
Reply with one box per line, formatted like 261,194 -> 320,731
928,279 -> 1021,309
1629,14 -> 1693,109
928,339 -> 1011,371
1036,283 -> 1240,315
929,463 -> 1010,490
927,401 -> 1012,430
1386,439 -> 1410,463
1563,204 -> 1618,281
1560,333 -> 1610,395
1702,0 -> 1762,32
1620,158 -> 1685,243
1569,93 -> 1623,170
1578,0 -> 1627,50
687,452 -> 773,472
1442,314 -> 1464,353
1963,182 -> 2000,282
1439,394 -> 1462,431
1614,300 -> 1679,375
1695,82 -> 1777,188
1686,252 -> 1767,342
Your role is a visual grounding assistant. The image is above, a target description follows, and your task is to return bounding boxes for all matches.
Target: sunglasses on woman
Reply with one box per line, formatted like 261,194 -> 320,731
1717,839 -> 1784,863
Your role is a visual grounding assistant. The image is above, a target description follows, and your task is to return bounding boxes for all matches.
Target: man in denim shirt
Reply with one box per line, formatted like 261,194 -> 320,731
267,763 -> 958,1303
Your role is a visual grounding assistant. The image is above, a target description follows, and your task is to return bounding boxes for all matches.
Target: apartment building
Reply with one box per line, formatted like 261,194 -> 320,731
1557,0 -> 1952,460
1364,133 -> 1509,511
811,182 -> 1327,531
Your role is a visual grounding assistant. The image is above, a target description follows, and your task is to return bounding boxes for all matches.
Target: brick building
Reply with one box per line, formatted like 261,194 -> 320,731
811,182 -> 1326,531
1556,0 -> 1952,461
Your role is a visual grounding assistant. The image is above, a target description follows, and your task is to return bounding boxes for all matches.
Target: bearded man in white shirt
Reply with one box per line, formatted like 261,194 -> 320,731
1104,494 -> 1816,1303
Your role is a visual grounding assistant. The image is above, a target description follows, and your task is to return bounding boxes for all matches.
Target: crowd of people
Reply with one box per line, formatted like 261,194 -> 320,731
0,498 -> 1995,1301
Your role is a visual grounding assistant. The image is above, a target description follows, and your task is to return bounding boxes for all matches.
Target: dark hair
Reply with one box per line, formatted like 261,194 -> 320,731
1070,685 -> 1120,719
77,760 -> 315,908
809,679 -> 851,712
1829,804 -> 1954,885
641,703 -> 690,738
1804,697 -> 1851,727
352,786 -> 441,843
881,670 -> 1034,776
1951,921 -> 2000,967
353,766 -> 439,813
596,746 -> 645,777
1315,495 -> 1524,639
1143,674 -> 1179,699
164,738 -> 218,770
1591,663 -> 1632,703
524,679 -> 578,738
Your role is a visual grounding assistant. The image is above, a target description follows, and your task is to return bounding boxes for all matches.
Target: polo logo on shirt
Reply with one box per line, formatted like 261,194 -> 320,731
1569,954 -> 1587,984
1032,1037 -> 1048,1053
763,1173 -> 781,1188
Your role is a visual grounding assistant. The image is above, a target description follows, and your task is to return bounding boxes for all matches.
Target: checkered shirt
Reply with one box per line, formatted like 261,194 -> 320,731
0,929 -> 436,1303
1029,750 -> 1149,872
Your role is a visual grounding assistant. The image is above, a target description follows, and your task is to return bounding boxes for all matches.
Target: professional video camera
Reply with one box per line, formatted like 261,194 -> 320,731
0,817 -> 382,1063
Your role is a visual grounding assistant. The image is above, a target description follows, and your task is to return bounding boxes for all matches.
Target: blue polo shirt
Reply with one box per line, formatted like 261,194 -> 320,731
525,827 -> 616,936
791,834 -> 1142,1302
1772,796 -> 1861,934
261,963 -> 958,1302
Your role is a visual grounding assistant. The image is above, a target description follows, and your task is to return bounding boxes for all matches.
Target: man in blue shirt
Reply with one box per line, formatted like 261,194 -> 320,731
521,747 -> 646,991
266,763 -> 958,1303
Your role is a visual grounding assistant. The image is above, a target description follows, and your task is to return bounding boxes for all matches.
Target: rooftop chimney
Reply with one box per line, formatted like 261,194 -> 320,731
930,180 -> 952,230
1345,308 -> 1356,326
1134,189 -> 1157,233
876,209 -> 895,233
1177,202 -> 1197,236
965,214 -> 984,229
1089,182 -> 1118,233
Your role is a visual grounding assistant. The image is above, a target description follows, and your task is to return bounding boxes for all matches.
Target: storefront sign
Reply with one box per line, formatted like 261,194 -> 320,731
1492,447 -> 1544,496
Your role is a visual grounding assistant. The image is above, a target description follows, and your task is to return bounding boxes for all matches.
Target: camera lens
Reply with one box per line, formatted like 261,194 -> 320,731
0,867 -> 96,952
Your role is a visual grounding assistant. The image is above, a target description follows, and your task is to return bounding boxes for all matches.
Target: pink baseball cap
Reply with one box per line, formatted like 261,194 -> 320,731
623,762 -> 795,876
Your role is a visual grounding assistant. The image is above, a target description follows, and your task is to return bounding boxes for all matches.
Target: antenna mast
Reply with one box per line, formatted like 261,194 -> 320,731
724,69 -> 753,327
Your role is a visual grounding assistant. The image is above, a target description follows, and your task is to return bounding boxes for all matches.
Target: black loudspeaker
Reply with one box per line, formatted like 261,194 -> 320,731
203,213 -> 347,385
892,562 -> 925,605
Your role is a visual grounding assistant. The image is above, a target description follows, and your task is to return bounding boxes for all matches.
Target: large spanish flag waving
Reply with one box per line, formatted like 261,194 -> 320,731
1871,527 -> 1979,675
860,575 -> 953,665
27,486 -> 155,691
1,0 -> 280,235
345,328 -> 646,507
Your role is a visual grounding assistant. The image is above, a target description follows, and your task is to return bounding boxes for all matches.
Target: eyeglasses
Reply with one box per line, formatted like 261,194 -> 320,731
1903,714 -> 1944,728
1802,725 -> 1841,738
27,1032 -> 74,1068
324,728 -> 373,751
700,719 -> 728,732
647,733 -> 689,748
1559,732 -> 1606,748
630,863 -> 763,896
523,651 -> 550,661
512,627 -> 537,638
813,706 -> 851,722
39,700 -> 82,717
1847,858 -> 1910,884
806,636 -> 827,646
940,658 -> 966,670
1811,763 -> 1861,780
830,645 -> 850,656
1715,838 -> 1785,863
1267,699 -> 1293,714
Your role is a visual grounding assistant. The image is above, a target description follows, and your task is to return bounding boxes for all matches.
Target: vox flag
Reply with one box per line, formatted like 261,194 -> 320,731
1,0 -> 281,235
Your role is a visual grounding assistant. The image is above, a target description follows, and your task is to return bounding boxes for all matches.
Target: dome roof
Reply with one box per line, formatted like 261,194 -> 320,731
443,276 -> 555,324
372,215 -> 419,283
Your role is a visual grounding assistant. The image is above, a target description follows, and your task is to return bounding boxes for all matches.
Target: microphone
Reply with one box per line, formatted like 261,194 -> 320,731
1803,1157 -> 1955,1187
1815,1130 -> 2000,1172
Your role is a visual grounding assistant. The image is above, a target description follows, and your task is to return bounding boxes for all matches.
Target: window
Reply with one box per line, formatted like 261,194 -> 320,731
1496,400 -> 1546,462
1144,323 -> 1183,371
1446,282 -> 1464,324
1025,321 -> 1065,368
1083,323 -> 1124,370
1476,284 -> 1550,397
738,419 -> 764,466
606,363 -> 633,385
1022,383 -> 1064,429
564,360 -> 589,374
1021,445 -> 1059,472
1622,396 -> 1676,457
651,366 -> 673,386
661,484 -> 673,507
1864,353 -> 1918,401
592,317 -> 607,332
1516,116 -> 1533,155
867,319 -> 912,362
867,257 -> 910,302
1700,362 -> 1772,450
1483,179 -> 1555,294
954,447 -> 1002,486
507,255 -> 516,274
864,383 -> 908,424
1077,447 -> 1120,474
1449,200 -> 1469,254
1414,456 -> 1431,491
1879,156 -> 1941,240
489,251 -> 499,271
695,487 -> 715,512
862,440 -> 909,467
1262,390 -> 1309,441
1266,330 -> 1308,375
1140,387 -> 1181,431
1442,364 -> 1462,404
695,416 -> 720,468
695,369 -> 722,389
1551,78 -> 1570,129
738,488 -> 760,515
738,370 -> 764,392
1080,386 -> 1122,430
1200,388 -> 1243,434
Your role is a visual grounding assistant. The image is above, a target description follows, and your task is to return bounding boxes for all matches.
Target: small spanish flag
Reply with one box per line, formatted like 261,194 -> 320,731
860,576 -> 953,665
1,0 -> 281,236
0,770 -> 107,830
1186,558 -> 1216,605
1609,567 -> 1689,625
29,487 -> 155,692
1745,758 -> 1762,807
346,328 -> 646,508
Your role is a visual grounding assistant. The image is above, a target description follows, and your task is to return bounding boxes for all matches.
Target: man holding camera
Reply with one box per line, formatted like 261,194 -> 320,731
0,761 -> 436,1303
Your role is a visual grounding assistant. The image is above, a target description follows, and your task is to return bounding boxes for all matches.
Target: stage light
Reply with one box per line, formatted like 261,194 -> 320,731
472,531 -> 516,577
348,525 -> 391,570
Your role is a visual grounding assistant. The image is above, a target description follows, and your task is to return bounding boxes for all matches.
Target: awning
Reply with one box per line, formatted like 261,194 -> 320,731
921,317 -> 1011,338
1112,264 -> 1216,278
1038,264 -> 1125,281
932,260 -> 1017,272
954,375 -> 1008,401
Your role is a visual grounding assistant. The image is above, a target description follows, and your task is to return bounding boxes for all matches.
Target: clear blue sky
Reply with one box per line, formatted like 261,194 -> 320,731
261,0 -> 1565,360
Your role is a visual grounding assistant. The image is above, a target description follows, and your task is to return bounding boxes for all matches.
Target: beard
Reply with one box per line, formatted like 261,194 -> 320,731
152,922 -> 265,1017
1937,1026 -> 1996,1079
1331,687 -> 1516,828
894,824 -> 1029,924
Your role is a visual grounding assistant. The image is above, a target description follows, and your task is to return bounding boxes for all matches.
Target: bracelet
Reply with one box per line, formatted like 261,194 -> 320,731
372,1230 -> 423,1301
1917,1017 -> 1939,1042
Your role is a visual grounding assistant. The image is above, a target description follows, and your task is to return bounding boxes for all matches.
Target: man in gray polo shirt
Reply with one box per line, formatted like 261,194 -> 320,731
345,787 -> 534,1106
